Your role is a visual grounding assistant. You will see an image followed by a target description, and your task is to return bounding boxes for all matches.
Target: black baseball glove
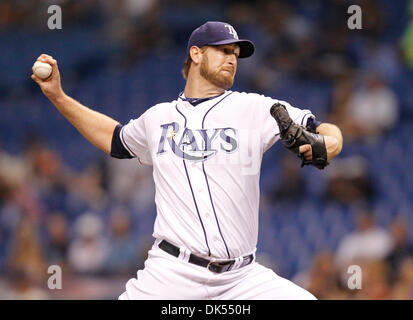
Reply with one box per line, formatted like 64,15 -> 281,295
270,102 -> 329,169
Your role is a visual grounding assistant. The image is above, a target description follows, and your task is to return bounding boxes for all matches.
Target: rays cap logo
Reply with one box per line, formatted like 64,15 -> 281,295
187,21 -> 255,58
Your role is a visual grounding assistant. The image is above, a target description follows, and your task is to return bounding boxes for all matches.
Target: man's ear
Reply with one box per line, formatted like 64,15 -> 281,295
189,46 -> 203,64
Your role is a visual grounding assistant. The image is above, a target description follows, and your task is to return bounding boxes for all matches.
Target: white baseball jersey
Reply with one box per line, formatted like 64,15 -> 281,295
119,90 -> 314,259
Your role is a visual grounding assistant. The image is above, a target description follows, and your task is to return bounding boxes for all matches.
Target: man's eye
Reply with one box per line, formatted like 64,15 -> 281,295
223,48 -> 236,55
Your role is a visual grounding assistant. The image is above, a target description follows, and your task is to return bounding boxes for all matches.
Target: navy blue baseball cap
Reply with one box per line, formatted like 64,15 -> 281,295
187,21 -> 255,59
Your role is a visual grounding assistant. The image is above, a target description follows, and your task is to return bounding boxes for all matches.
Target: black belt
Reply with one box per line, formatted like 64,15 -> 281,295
158,240 -> 254,274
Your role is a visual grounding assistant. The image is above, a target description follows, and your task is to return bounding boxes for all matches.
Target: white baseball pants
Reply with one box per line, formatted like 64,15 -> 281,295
118,241 -> 316,300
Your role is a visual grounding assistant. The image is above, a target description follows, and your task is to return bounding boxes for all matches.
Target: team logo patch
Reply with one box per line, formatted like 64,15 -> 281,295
157,122 -> 237,161
224,24 -> 238,39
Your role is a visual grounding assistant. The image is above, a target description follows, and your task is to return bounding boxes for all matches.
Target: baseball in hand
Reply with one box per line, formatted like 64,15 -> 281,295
32,61 -> 52,79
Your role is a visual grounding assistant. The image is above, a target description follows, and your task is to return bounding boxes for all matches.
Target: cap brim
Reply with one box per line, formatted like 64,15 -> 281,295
208,39 -> 255,58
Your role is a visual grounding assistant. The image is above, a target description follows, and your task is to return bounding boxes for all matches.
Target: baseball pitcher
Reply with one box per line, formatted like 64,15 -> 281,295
32,21 -> 343,299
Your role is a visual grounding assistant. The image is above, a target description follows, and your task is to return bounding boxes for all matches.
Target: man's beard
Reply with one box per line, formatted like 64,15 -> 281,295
200,55 -> 235,90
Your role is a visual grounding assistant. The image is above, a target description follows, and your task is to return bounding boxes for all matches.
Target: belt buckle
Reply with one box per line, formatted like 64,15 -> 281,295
206,261 -> 214,272
207,260 -> 233,273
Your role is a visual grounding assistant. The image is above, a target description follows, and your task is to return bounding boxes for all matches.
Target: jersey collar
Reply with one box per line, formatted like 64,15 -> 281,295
178,91 -> 229,107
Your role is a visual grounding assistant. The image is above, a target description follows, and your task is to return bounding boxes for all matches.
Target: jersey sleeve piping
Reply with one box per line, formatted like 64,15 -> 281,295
120,125 -> 137,157
110,124 -> 135,159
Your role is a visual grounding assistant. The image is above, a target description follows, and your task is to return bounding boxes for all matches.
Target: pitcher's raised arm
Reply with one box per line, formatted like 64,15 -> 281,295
31,54 -> 119,155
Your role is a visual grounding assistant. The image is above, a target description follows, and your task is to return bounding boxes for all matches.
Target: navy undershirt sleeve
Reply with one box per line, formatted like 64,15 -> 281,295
306,117 -> 322,133
110,124 -> 134,159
